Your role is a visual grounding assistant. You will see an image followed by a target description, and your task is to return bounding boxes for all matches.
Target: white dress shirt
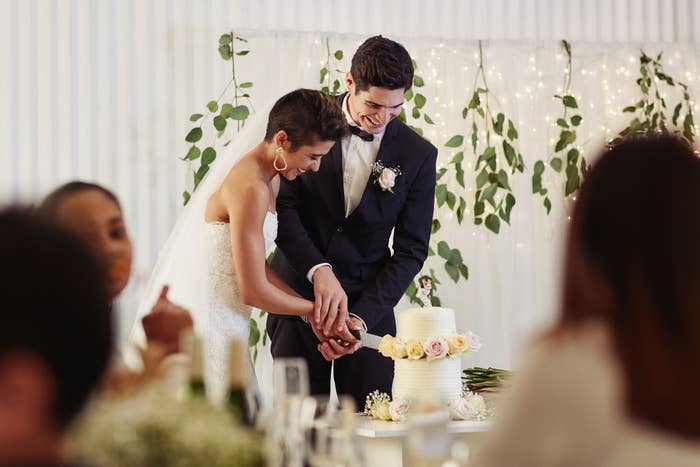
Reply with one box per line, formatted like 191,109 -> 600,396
306,94 -> 385,284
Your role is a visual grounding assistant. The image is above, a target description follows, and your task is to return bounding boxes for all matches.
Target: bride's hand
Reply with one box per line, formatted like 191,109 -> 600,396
311,266 -> 349,335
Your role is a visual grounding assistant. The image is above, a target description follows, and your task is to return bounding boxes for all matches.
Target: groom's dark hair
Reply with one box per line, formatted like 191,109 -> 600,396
0,207 -> 112,427
351,35 -> 414,92
265,89 -> 347,150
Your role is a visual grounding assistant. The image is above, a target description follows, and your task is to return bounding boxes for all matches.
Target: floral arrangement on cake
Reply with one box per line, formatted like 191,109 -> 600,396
363,390 -> 487,422
377,331 -> 481,361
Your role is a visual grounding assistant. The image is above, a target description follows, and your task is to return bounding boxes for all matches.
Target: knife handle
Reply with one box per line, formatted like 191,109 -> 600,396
349,329 -> 362,340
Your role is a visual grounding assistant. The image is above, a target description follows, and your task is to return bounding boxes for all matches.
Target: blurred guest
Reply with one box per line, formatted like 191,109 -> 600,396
39,181 -> 192,356
0,208 -> 112,466
472,135 -> 700,467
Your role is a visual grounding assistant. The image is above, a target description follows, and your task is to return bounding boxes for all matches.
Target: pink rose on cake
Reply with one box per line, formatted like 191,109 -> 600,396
423,337 -> 449,361
466,331 -> 482,352
389,398 -> 410,422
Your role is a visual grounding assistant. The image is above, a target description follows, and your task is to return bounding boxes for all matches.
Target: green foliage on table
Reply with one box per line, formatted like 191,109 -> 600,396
181,32 -> 254,205
463,366 -> 512,393
532,40 -> 587,215
615,49 -> 696,145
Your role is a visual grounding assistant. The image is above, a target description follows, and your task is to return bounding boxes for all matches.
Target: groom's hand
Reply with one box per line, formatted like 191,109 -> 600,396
310,318 -> 363,361
312,266 -> 349,336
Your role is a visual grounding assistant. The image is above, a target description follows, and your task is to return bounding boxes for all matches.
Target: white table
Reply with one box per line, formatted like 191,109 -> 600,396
355,415 -> 492,466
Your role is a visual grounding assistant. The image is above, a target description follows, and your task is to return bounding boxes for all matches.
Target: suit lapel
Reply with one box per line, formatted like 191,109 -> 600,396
348,119 -> 400,219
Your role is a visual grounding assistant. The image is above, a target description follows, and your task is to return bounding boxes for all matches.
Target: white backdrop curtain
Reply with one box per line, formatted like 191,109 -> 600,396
1,1 -> 699,398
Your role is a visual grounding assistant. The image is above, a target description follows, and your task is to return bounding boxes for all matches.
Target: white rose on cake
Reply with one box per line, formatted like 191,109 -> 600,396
388,398 -> 410,422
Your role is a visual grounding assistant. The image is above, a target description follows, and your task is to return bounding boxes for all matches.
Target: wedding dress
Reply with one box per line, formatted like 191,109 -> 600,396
204,214 -> 277,400
129,100 -> 273,402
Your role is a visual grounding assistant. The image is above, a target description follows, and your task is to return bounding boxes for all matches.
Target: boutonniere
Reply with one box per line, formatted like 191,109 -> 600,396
370,161 -> 402,193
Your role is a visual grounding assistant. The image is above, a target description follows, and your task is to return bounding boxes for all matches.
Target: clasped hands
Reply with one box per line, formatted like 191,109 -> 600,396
308,266 -> 363,361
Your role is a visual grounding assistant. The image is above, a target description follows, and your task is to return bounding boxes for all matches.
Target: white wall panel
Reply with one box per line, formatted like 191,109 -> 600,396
1,0 -> 699,353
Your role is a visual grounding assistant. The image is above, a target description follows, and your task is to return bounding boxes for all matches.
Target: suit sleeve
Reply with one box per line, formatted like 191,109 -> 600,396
350,147 -> 437,330
274,177 -> 328,277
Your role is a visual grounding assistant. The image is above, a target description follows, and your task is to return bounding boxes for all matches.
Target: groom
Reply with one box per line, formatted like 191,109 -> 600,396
268,36 -> 437,408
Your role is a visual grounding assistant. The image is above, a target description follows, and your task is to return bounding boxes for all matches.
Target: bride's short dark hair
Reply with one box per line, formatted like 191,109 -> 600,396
264,89 -> 347,150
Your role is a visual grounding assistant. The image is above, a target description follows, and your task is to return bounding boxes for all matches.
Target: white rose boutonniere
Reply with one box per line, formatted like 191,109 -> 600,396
370,161 -> 402,193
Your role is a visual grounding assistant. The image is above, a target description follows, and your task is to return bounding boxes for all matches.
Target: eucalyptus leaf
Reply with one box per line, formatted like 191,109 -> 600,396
432,219 -> 441,234
414,93 -> 427,109
436,167 -> 448,180
412,107 -> 421,119
229,105 -> 250,120
239,82 -> 253,88
556,118 -> 569,128
185,127 -> 203,143
207,101 -> 218,112
497,170 -> 510,190
184,145 -> 201,160
507,120 -> 518,140
220,103 -> 234,119
218,45 -> 232,60
437,241 -> 451,259
436,184 -> 447,207
543,197 -> 552,214
445,263 -> 460,283
219,34 -> 232,45
405,89 -> 414,101
213,115 -> 227,131
182,191 -> 191,205
189,113 -> 204,122
550,157 -> 563,172
456,164 -> 465,188
485,214 -> 500,234
471,122 -> 478,152
445,135 -> 464,148
562,95 -> 578,108
476,169 -> 489,189
459,263 -> 469,280
201,147 -> 217,165
236,50 -> 250,56
570,115 -> 582,126
334,50 -> 344,60
446,191 -> 456,210
424,114 -> 434,124
502,140 -> 516,166
457,197 -> 466,223
451,152 -> 464,164
413,75 -> 425,87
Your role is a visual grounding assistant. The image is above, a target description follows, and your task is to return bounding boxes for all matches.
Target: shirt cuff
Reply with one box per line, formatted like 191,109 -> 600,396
349,313 -> 368,331
307,263 -> 332,283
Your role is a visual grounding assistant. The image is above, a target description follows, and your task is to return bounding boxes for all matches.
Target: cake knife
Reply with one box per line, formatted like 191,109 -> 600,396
349,329 -> 382,350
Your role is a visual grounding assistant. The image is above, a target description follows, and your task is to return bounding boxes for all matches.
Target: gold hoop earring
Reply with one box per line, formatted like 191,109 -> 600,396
273,147 -> 288,171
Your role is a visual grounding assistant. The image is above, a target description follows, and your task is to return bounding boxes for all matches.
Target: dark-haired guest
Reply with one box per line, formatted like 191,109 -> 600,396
471,135 -> 700,467
0,208 -> 112,466
269,36 -> 438,409
39,181 -> 193,358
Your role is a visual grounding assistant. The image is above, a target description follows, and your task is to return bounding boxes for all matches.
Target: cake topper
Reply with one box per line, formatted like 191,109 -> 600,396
416,275 -> 433,308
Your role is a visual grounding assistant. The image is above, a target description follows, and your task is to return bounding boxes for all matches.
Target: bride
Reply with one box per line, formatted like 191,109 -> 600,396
130,89 -> 359,400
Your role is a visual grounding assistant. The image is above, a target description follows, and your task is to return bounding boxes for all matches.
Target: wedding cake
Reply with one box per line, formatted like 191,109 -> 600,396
392,307 -> 463,404
367,306 -> 484,421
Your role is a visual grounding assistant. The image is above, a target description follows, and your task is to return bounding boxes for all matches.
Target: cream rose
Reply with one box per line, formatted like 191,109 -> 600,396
390,338 -> 407,359
373,400 -> 393,421
406,339 -> 425,359
378,168 -> 397,191
423,337 -> 449,361
448,392 -> 487,420
389,398 -> 410,422
378,335 -> 396,358
446,334 -> 468,355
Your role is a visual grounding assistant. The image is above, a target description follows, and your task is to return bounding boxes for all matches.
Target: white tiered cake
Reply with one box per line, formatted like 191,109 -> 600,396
392,307 -> 463,404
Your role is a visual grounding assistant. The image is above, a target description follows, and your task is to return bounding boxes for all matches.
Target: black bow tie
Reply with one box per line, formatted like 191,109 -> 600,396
349,125 -> 374,142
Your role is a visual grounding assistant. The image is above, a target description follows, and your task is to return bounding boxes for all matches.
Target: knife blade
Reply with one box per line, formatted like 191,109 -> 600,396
349,329 -> 383,350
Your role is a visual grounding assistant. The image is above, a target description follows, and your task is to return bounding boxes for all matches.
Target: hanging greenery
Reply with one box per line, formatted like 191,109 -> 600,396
615,49 -> 696,145
181,32 -> 254,205
440,41 -> 526,238
532,40 -> 587,214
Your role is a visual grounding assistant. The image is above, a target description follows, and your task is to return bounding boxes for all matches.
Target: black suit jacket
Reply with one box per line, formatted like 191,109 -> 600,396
271,94 -> 437,331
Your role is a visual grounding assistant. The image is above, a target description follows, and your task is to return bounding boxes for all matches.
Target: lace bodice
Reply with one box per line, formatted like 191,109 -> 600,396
204,211 -> 278,401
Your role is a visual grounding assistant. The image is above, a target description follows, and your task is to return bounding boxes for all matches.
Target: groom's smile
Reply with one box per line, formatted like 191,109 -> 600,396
346,73 -> 405,135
